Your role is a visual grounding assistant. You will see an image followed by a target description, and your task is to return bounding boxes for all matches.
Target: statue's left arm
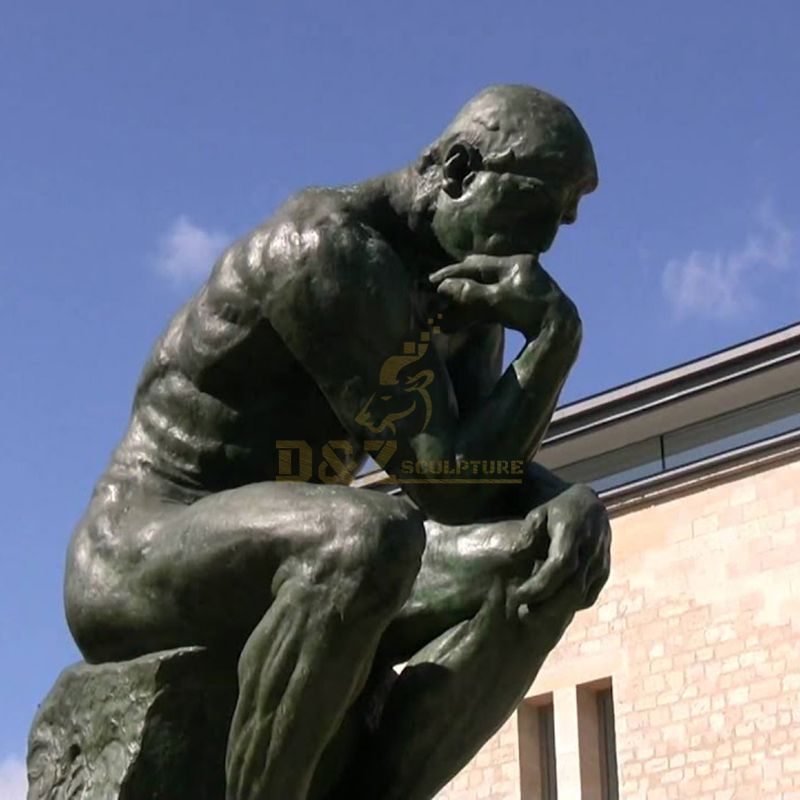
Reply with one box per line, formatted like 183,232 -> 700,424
444,312 -> 611,616
444,318 -> 576,514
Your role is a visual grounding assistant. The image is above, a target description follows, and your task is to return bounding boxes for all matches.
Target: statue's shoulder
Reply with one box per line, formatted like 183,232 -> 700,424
256,188 -> 409,324
260,187 -> 399,282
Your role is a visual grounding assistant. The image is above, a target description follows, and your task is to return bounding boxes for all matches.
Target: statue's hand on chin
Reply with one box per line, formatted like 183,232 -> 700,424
428,254 -> 580,340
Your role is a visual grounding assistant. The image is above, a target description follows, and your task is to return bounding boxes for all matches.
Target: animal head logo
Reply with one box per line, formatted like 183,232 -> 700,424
355,320 -> 440,436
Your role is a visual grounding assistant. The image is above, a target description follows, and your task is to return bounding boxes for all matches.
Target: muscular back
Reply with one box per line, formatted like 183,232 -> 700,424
93,192 -> 387,513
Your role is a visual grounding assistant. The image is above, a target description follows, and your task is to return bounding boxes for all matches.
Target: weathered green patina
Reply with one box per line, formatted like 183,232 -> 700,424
32,84 -> 610,800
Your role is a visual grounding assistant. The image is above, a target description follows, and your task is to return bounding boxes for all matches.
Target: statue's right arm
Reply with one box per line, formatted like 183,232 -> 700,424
262,221 -> 568,524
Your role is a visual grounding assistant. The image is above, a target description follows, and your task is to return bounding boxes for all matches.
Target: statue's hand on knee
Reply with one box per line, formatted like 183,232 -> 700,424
510,484 -> 611,628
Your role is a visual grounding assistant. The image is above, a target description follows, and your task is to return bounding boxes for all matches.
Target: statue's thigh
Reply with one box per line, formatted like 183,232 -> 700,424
121,482 -> 419,653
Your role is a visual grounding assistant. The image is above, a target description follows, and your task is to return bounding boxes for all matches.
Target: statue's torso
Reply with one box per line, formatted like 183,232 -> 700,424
86,189 -> 446,529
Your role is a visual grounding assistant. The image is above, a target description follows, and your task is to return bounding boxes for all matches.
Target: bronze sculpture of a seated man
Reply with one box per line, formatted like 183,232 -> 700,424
64,84 -> 611,800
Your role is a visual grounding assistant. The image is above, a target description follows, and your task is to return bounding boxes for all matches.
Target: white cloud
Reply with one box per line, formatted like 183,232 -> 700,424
154,216 -> 229,286
662,204 -> 794,320
0,756 -> 27,800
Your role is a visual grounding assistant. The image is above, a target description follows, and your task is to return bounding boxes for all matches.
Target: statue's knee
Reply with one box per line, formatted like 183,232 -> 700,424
375,507 -> 426,595
333,496 -> 425,610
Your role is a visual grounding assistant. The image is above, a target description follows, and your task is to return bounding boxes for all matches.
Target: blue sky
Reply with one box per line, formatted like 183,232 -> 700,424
1,1 -> 799,794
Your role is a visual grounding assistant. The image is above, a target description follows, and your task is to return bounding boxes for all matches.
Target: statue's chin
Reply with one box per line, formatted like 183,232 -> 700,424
435,306 -> 481,334
475,232 -> 546,259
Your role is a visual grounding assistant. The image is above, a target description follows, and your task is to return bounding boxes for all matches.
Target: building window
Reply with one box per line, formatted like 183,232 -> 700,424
519,695 -> 558,800
539,702 -> 558,799
576,679 -> 619,800
555,437 -> 663,492
596,687 -> 619,800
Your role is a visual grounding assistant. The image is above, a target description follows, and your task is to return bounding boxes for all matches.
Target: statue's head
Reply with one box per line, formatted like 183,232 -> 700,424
425,85 -> 598,259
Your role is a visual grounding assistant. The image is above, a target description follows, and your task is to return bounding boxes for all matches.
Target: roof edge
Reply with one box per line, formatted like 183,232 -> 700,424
549,321 -> 800,430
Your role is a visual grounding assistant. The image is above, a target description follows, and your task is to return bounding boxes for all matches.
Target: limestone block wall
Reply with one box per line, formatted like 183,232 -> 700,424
435,716 -> 522,800
435,457 -> 800,799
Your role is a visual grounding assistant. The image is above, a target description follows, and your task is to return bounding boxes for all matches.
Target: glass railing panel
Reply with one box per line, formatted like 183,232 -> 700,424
556,437 -> 663,493
663,390 -> 800,470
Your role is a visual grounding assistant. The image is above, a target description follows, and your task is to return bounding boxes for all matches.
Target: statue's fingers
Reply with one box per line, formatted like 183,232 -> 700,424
517,573 -> 585,630
523,506 -> 551,560
571,524 -> 610,610
577,520 -> 607,572
435,277 -> 497,312
579,565 -> 610,610
511,545 -> 580,609
525,505 -> 549,530
430,261 -> 506,285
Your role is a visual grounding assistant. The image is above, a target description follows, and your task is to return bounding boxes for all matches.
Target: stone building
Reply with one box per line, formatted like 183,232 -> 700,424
365,322 -> 800,799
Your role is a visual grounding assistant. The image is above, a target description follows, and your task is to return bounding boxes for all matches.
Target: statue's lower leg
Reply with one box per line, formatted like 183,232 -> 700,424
226,545 -> 421,800
330,571 -> 586,800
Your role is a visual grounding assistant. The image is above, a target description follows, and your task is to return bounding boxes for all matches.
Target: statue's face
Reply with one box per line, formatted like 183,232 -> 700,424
431,159 -> 591,261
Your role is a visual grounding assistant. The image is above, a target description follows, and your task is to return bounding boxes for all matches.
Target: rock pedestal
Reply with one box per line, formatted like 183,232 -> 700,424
27,648 -> 238,800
